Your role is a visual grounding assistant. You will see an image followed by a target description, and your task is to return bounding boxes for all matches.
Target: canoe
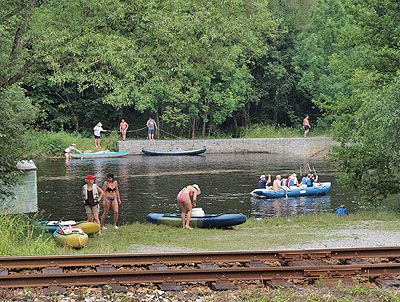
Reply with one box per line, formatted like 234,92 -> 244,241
142,146 -> 206,156
53,226 -> 88,249
35,220 -> 100,235
70,151 -> 129,158
146,213 -> 247,228
250,182 -> 332,198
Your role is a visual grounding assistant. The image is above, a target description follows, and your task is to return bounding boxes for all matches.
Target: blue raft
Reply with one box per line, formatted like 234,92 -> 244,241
146,213 -> 247,228
250,182 -> 332,198
70,151 -> 129,158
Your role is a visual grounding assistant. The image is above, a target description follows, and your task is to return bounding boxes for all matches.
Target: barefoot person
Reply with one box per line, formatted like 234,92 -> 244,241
119,119 -> 129,141
272,175 -> 288,192
64,144 -> 81,159
146,117 -> 157,141
177,184 -> 201,229
81,175 -> 104,233
303,115 -> 311,137
93,122 -> 107,148
101,173 -> 121,230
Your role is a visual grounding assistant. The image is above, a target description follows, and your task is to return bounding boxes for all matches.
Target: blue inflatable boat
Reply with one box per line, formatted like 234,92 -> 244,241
70,151 -> 129,158
146,213 -> 247,228
250,182 -> 332,198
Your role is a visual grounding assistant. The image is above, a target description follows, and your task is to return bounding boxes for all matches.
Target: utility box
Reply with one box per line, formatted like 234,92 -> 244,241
2,160 -> 38,214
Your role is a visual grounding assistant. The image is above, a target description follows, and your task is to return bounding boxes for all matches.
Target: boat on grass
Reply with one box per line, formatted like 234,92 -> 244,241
142,146 -> 206,156
250,182 -> 332,198
53,226 -> 88,249
35,220 -> 100,235
70,151 -> 129,159
146,213 -> 247,228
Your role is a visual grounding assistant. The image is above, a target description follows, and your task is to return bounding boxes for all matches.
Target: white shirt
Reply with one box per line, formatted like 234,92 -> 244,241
93,126 -> 104,136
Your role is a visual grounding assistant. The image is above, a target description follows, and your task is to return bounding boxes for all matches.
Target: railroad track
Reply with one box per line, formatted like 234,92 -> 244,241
1,246 -> 400,293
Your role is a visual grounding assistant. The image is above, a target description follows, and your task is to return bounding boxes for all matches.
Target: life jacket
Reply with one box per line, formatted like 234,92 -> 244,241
306,178 -> 312,186
289,179 -> 295,186
281,180 -> 286,186
302,177 -> 307,184
83,184 -> 99,201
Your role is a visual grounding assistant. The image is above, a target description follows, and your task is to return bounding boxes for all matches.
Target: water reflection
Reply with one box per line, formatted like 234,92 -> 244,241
251,195 -> 331,217
35,153 -> 358,224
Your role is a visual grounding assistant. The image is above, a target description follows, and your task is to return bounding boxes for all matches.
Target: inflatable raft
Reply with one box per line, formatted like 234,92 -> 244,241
35,220 -> 100,235
146,213 -> 247,228
142,146 -> 206,156
250,182 -> 332,198
53,226 -> 88,249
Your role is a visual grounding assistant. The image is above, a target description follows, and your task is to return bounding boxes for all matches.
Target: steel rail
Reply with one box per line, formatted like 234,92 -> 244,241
1,263 -> 400,288
1,247 -> 400,269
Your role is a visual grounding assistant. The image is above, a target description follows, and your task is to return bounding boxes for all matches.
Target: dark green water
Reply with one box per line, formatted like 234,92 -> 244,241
35,153 -> 358,224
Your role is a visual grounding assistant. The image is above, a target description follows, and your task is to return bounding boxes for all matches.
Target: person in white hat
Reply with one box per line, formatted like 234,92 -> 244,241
176,184 -> 201,229
258,174 -> 271,189
64,143 -> 82,159
93,122 -> 108,148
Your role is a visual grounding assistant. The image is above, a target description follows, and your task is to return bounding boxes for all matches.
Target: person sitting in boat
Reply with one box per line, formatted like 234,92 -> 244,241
289,174 -> 300,188
336,205 -> 349,216
177,184 -> 201,229
306,173 -> 318,187
273,175 -> 288,192
281,175 -> 289,187
258,174 -> 271,189
64,144 -> 82,159
300,174 -> 309,188
81,175 -> 104,234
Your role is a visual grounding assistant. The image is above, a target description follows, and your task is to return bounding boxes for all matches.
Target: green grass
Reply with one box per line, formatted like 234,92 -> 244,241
240,124 -> 330,139
22,130 -> 119,158
3,210 -> 400,256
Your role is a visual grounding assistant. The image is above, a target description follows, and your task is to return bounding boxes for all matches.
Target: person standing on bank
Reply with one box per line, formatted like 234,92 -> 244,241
101,173 -> 121,230
119,119 -> 129,141
81,175 -> 104,233
93,122 -> 107,148
146,117 -> 157,141
177,184 -> 201,229
303,115 -> 311,138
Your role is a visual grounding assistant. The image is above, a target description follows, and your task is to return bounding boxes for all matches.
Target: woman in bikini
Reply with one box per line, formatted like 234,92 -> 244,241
100,173 -> 121,230
177,184 -> 201,229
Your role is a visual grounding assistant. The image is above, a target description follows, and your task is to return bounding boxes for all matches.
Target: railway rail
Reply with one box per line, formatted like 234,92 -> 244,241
1,246 -> 400,293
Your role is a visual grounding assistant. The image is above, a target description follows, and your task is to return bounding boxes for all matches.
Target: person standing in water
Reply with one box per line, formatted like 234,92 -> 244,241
101,173 -> 121,230
177,184 -> 201,229
64,144 -> 81,159
119,119 -> 129,141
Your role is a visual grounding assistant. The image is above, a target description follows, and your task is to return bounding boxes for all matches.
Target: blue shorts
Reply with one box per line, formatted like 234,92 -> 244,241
148,129 -> 155,135
304,125 -> 310,130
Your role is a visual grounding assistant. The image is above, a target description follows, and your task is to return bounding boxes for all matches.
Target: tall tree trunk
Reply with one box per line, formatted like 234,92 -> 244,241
56,90 -> 79,131
155,112 -> 160,139
273,88 -> 279,124
192,118 -> 196,139
202,112 -> 207,137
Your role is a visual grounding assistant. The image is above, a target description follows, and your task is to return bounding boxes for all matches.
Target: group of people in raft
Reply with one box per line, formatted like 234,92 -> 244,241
83,173 -> 201,232
258,173 -> 318,191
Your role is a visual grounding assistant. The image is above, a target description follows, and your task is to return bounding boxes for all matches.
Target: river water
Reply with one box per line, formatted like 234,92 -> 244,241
36,153 -> 358,224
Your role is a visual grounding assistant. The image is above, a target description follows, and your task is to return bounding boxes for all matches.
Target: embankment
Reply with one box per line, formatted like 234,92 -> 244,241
119,137 -> 336,158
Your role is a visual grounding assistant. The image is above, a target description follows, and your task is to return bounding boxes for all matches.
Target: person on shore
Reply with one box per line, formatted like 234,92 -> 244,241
64,144 -> 82,159
93,122 -> 107,148
273,175 -> 288,192
81,175 -> 104,234
177,184 -> 201,229
258,175 -> 271,189
336,205 -> 349,216
101,173 -> 121,230
119,119 -> 129,141
303,115 -> 311,137
146,117 -> 157,141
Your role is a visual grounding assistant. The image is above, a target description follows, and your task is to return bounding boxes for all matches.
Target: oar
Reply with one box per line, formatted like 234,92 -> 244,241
312,166 -> 318,182
307,162 -> 312,174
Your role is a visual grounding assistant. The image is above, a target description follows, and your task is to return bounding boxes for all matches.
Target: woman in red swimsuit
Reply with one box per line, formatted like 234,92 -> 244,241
177,184 -> 201,229
100,173 -> 121,230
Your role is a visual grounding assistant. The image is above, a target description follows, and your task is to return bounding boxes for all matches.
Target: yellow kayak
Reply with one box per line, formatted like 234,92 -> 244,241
53,226 -> 88,249
36,221 -> 100,235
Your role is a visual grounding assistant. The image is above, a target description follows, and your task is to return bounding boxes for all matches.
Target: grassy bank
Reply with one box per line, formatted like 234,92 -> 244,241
22,130 -> 119,158
2,210 -> 400,256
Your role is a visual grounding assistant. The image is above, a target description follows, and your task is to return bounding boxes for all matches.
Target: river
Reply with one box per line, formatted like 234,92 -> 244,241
35,153 -> 358,224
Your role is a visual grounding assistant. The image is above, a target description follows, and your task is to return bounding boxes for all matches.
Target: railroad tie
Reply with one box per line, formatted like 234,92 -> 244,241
42,262 -> 63,274
158,277 -> 182,291
210,275 -> 237,291
44,281 -> 66,296
104,279 -> 127,293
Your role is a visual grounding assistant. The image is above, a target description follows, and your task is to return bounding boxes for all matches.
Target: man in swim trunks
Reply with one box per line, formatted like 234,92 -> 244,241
303,115 -> 311,138
119,119 -> 129,141
272,175 -> 288,192
177,184 -> 201,229
64,144 -> 82,159
146,117 -> 157,141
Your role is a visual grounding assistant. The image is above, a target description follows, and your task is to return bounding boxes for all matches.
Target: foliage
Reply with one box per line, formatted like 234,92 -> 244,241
0,86 -> 37,195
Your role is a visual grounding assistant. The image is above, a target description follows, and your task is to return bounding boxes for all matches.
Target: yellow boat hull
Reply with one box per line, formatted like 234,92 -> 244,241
53,229 -> 88,249
77,222 -> 100,235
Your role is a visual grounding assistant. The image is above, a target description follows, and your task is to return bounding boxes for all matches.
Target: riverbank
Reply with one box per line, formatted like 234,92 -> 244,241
119,137 -> 336,158
3,211 -> 400,256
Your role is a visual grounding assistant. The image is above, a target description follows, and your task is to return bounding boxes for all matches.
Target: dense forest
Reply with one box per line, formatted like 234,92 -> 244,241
1,0 -> 399,203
